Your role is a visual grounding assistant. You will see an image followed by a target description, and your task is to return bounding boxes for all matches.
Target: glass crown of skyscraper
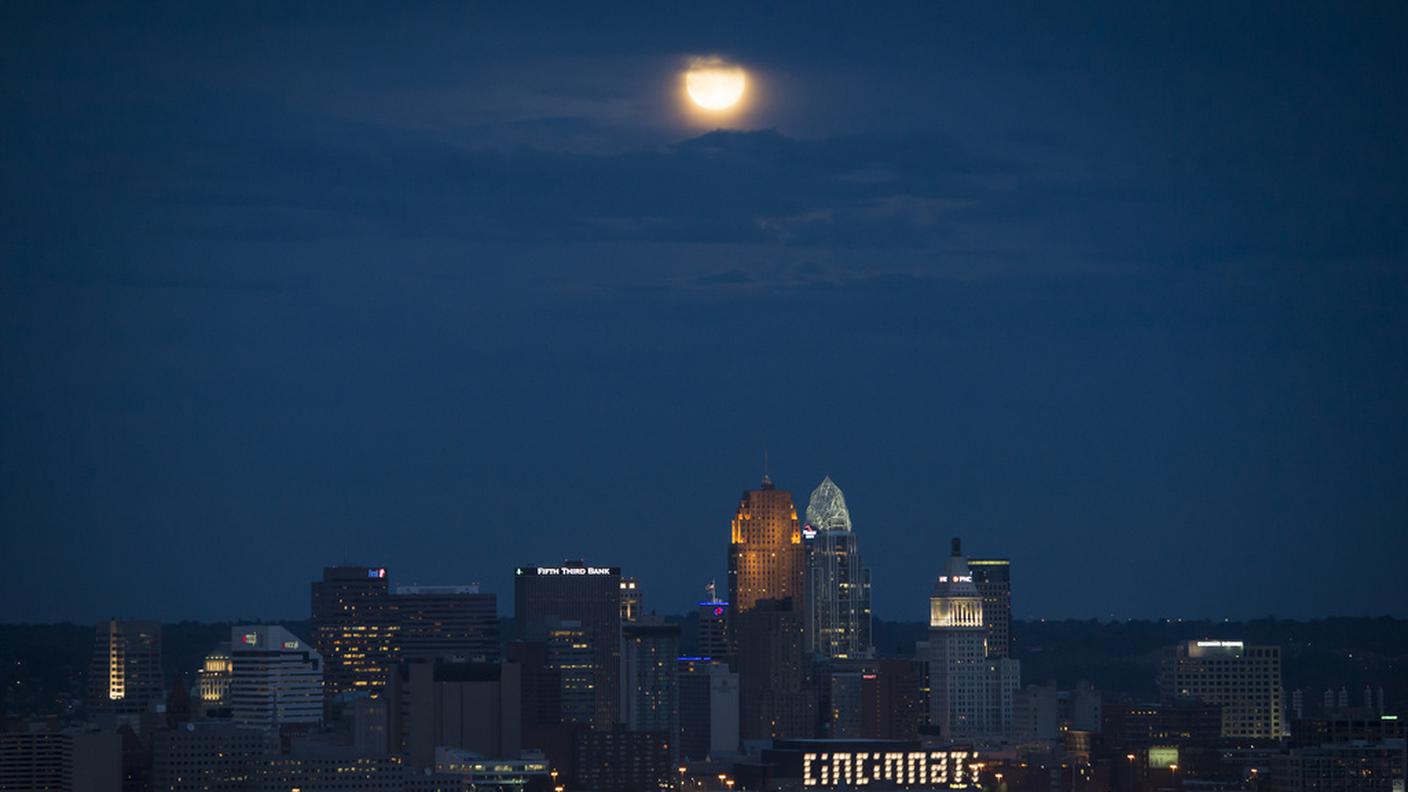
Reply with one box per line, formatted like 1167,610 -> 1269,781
805,476 -> 853,532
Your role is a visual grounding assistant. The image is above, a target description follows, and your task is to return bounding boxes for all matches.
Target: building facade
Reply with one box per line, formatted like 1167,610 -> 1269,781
387,658 -> 522,770
151,723 -> 277,792
802,477 -> 873,660
968,559 -> 1012,659
621,623 -> 680,737
388,584 -> 498,662
727,476 -> 804,632
514,561 -> 622,730
0,729 -> 122,792
229,625 -> 324,731
197,643 -> 233,712
87,620 -> 164,724
1158,640 -> 1285,739
311,566 -> 397,698
922,538 -> 1019,741
736,598 -> 817,742
677,658 -> 739,760
620,578 -> 642,624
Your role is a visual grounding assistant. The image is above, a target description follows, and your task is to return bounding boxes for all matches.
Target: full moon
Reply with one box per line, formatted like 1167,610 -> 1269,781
685,60 -> 747,111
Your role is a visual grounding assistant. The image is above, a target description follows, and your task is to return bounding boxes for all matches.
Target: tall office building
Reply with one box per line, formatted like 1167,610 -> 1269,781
677,659 -> 739,760
622,623 -> 680,737
922,539 -> 1019,741
969,559 -> 1012,659
735,598 -> 817,741
515,561 -> 622,730
727,476 -> 804,642
87,620 -> 164,723
229,625 -> 324,731
389,585 -> 498,662
310,566 -> 397,697
802,477 -> 873,659
1158,640 -> 1285,739
620,578 -> 642,623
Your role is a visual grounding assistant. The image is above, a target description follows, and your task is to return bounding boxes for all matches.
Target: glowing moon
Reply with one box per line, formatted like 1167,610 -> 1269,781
685,61 -> 747,111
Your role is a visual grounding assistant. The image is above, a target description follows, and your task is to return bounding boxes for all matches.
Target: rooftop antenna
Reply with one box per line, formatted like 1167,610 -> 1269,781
762,449 -> 772,488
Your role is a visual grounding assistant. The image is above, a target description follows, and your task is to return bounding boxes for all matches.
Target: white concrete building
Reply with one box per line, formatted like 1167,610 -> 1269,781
230,625 -> 323,731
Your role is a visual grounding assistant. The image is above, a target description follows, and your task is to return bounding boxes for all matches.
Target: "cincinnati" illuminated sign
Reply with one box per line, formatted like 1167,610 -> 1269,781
803,751 -> 981,788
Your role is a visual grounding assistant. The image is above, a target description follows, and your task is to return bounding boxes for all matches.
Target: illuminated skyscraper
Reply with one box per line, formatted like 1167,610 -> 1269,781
969,559 -> 1012,659
727,475 -> 804,631
922,538 -> 1019,741
514,561 -> 622,729
87,619 -> 164,724
310,566 -> 397,697
802,477 -> 873,659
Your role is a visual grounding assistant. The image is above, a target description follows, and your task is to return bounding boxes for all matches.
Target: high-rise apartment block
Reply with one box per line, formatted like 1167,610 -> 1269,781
229,625 -> 323,731
802,477 -> 873,659
514,561 -> 622,729
1158,640 -> 1285,739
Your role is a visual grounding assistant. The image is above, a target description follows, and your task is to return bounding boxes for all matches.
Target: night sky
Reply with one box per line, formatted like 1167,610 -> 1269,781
3,3 -> 1406,624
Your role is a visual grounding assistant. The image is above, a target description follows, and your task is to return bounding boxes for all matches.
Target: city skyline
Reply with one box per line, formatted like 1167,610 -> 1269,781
4,3 -> 1407,626
6,468 -> 1403,624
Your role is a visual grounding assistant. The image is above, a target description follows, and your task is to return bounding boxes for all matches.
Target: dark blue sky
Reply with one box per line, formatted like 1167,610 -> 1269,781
3,2 -> 1406,623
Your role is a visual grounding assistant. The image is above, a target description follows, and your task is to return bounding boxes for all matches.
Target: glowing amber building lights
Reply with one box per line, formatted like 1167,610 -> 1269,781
727,474 -> 805,624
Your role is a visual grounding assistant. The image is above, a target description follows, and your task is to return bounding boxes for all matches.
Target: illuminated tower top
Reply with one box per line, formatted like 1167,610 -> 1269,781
804,476 -> 853,533
930,538 -> 984,629
728,477 -> 804,618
